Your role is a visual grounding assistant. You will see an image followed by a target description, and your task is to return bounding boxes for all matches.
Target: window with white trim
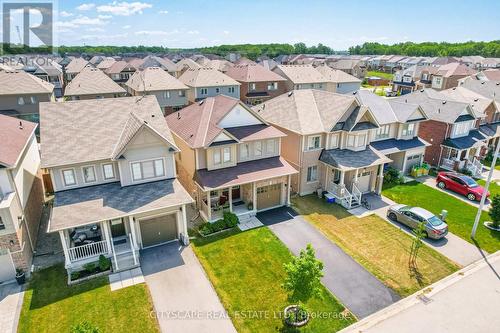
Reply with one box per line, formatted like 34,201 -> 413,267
307,135 -> 321,150
266,139 -> 275,154
178,90 -> 186,97
255,141 -> 262,156
164,91 -> 171,99
330,134 -> 339,148
200,88 -> 208,95
223,147 -> 231,162
62,169 -> 76,186
131,158 -> 165,181
0,216 -> 4,230
401,123 -> 415,137
17,97 -> 25,105
453,121 -> 472,137
346,134 -> 366,148
267,82 -> 278,90
240,143 -> 249,159
30,96 -> 38,104
213,150 -> 221,165
82,166 -> 96,183
102,163 -> 115,180
215,87 -> 220,93
250,83 -> 256,91
307,165 -> 318,182
376,124 -> 390,139
228,86 -> 235,93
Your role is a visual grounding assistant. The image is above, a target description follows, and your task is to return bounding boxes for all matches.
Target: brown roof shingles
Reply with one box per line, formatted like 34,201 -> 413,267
225,64 -> 286,83
0,115 -> 37,168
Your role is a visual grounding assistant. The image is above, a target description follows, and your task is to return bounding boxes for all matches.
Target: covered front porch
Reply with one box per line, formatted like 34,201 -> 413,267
440,130 -> 487,177
319,146 -> 391,209
371,137 -> 430,175
194,156 -> 298,222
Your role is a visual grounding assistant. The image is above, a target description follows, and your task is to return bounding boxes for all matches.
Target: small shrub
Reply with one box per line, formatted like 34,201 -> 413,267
223,211 -> 239,228
459,168 -> 473,176
489,195 -> 500,228
211,219 -> 226,232
83,262 -> 97,273
70,271 -> 80,280
98,255 -> 111,271
384,166 -> 402,185
199,223 -> 213,236
71,321 -> 101,333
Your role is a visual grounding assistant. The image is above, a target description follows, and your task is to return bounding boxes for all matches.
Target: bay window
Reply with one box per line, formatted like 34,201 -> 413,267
401,123 -> 415,137
375,125 -> 390,139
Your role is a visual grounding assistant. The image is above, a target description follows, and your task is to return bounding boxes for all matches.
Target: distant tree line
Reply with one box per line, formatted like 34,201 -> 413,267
0,42 -> 336,59
348,41 -> 500,57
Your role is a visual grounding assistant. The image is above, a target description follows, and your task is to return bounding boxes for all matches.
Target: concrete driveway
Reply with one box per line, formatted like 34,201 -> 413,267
257,208 -> 400,319
140,242 -> 236,333
0,283 -> 23,333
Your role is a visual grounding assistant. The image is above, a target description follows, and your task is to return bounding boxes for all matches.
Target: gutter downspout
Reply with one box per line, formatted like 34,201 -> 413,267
437,123 -> 450,167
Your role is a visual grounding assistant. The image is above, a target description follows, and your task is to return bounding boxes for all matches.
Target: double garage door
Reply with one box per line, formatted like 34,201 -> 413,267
257,183 -> 282,210
139,214 -> 178,248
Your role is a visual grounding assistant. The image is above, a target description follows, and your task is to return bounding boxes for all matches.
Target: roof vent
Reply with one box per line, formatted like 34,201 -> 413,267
481,81 -> 485,84
420,89 -> 424,92
474,98 -> 479,102
442,100 -> 447,104
177,112 -> 181,120
18,121 -> 23,130
452,87 -> 456,90
352,91 -> 357,95
288,91 -> 293,97
199,100 -> 204,105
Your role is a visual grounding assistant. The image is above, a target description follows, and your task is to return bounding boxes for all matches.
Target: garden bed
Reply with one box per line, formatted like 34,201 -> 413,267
198,211 -> 239,236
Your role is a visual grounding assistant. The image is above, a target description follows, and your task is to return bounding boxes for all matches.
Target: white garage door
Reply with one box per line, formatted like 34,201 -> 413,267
357,171 -> 372,193
405,154 -> 422,174
0,250 -> 15,283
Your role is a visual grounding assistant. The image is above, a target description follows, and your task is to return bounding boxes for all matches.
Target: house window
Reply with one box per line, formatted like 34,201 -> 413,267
164,91 -> 171,99
376,125 -> 390,139
266,139 -> 275,154
296,84 -> 302,89
267,82 -> 278,90
200,88 -> 208,95
223,147 -> 231,162
215,87 -> 220,93
307,136 -> 321,150
453,121 -> 471,136
131,158 -> 165,181
178,90 -> 186,97
401,123 -> 415,137
330,134 -> 339,148
30,96 -> 38,104
250,83 -> 256,91
213,150 -> 221,165
240,144 -> 249,159
307,165 -> 318,182
347,134 -> 355,147
255,141 -> 262,156
346,134 -> 366,148
102,163 -> 115,180
62,169 -> 76,186
17,97 -> 25,105
358,134 -> 366,147
0,216 -> 4,230
82,165 -> 96,183
228,87 -> 235,93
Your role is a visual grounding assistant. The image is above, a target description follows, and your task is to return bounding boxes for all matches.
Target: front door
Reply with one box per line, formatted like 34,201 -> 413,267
110,218 -> 126,238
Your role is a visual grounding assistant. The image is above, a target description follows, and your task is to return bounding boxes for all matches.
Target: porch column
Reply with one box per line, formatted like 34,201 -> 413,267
229,186 -> 233,213
286,174 -> 291,206
401,153 -> 408,175
253,182 -> 257,213
354,169 -> 359,184
339,170 -> 345,186
207,191 -> 212,221
128,216 -> 138,250
59,230 -> 71,267
181,204 -> 189,245
101,221 -> 113,255
376,164 -> 384,195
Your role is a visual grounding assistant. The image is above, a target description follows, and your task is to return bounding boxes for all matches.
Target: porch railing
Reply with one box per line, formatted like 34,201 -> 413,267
68,240 -> 108,262
466,157 -> 483,177
440,158 -> 455,170
351,183 -> 362,206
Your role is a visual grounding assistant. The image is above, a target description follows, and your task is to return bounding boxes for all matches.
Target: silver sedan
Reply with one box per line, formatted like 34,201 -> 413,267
387,204 -> 448,240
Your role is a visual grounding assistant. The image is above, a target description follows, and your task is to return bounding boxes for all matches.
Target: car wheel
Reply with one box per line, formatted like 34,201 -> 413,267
467,193 -> 476,201
437,181 -> 446,189
388,212 -> 397,221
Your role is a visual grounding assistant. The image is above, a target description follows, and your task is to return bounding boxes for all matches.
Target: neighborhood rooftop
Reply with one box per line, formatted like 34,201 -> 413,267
0,114 -> 37,168
64,67 -> 126,97
126,67 -> 188,92
178,67 -> 241,87
0,70 -> 54,95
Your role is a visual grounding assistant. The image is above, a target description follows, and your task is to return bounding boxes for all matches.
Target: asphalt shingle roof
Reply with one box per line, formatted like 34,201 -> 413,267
370,137 -> 430,155
441,130 -> 487,150
64,67 -> 126,96
319,146 -> 391,171
125,67 -> 188,92
0,115 -> 37,168
0,70 -> 54,95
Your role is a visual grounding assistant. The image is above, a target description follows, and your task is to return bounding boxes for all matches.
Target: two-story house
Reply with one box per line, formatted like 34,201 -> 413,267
96,58 -> 117,72
272,65 -> 328,91
33,61 -> 64,98
105,60 -> 139,86
166,95 -> 297,222
176,58 -> 202,76
328,59 -> 367,79
315,65 -> 362,94
40,96 -> 193,276
429,63 -> 477,91
224,64 -> 287,105
178,67 -> 241,102
396,89 -> 487,177
354,90 -> 430,175
0,116 -> 44,282
64,67 -> 127,100
392,65 -> 427,95
0,70 -> 54,125
64,58 -> 90,83
125,67 -> 189,115
253,89 -> 391,209
140,55 -> 180,78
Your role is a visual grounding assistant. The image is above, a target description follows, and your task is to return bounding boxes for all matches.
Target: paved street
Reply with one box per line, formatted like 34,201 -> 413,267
0,283 -> 24,333
141,242 -> 236,333
258,208 -> 400,319
339,251 -> 500,333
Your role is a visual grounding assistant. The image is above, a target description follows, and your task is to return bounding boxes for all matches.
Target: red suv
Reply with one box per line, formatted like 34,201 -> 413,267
436,172 -> 489,201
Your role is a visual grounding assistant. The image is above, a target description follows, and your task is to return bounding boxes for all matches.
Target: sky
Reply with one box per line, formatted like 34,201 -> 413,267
2,0 -> 500,49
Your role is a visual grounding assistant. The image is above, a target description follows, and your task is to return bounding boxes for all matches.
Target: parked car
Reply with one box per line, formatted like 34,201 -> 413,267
387,204 -> 448,239
436,172 -> 489,201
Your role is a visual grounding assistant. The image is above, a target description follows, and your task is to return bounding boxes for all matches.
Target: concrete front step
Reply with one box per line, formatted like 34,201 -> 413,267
113,251 -> 140,273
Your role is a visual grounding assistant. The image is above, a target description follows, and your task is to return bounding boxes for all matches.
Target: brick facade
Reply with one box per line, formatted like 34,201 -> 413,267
418,120 -> 451,166
239,81 -> 287,105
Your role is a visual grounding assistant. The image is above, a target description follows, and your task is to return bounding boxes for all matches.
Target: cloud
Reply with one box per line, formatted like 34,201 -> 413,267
56,15 -> 109,29
98,14 -> 112,19
81,33 -> 128,40
87,27 -> 105,32
223,30 -> 229,35
135,30 -> 173,36
97,1 -> 152,16
159,10 -> 168,14
77,3 -> 96,11
187,30 -> 199,35
122,25 -> 131,29
60,11 -> 74,17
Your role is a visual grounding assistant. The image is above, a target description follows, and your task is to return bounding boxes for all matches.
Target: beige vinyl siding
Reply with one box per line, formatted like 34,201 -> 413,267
50,160 -> 119,192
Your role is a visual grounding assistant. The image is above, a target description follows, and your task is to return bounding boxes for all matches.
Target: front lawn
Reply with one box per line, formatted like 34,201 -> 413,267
18,265 -> 159,333
366,70 -> 393,80
192,228 -> 356,333
383,182 -> 500,253
478,179 -> 500,198
292,196 -> 459,297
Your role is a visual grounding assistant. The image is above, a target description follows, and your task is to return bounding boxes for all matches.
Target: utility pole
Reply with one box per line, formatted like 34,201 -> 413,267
472,140 -> 500,237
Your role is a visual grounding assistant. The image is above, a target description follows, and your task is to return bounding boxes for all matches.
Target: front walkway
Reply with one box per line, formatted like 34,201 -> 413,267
339,251 -> 500,333
257,208 -> 400,319
140,242 -> 236,333
0,283 -> 23,333
352,193 -> 486,266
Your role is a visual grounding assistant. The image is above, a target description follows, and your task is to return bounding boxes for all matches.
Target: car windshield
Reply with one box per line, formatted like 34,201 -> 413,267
427,215 -> 443,227
461,176 -> 478,188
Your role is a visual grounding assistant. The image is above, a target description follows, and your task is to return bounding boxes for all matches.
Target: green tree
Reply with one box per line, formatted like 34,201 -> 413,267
489,195 -> 500,228
282,244 -> 324,303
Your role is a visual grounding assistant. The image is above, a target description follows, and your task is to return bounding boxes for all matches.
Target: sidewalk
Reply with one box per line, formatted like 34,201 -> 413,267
0,283 -> 24,333
339,251 -> 500,333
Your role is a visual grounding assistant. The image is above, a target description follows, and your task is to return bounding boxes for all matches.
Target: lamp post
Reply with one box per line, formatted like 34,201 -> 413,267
471,141 -> 500,238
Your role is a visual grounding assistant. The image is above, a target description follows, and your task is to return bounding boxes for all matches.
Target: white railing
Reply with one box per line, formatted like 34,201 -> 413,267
110,237 -> 119,271
441,158 -> 455,170
68,240 -> 108,262
467,157 -> 483,177
327,182 -> 348,198
129,233 -> 138,266
351,183 -> 362,206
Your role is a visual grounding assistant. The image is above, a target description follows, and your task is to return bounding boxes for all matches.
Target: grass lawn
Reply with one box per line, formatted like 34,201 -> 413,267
383,182 -> 500,253
192,228 -> 356,333
291,196 -> 459,297
478,179 -> 500,197
18,265 -> 159,333
366,70 -> 393,80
